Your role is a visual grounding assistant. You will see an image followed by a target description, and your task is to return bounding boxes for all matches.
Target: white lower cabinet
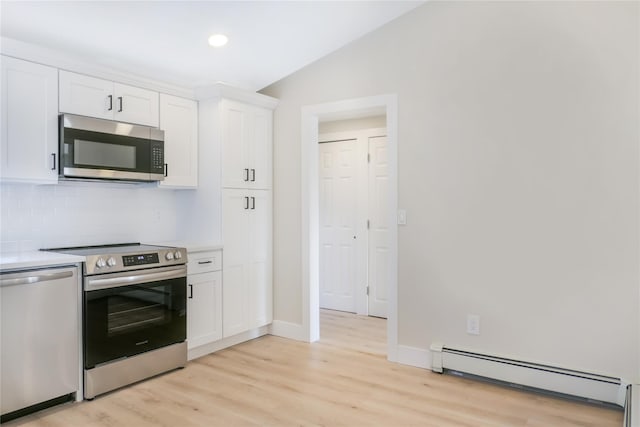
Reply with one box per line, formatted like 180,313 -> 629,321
186,249 -> 222,350
222,188 -> 272,338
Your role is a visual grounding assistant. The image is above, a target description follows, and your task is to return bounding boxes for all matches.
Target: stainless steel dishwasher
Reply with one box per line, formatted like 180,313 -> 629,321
1,265 -> 80,420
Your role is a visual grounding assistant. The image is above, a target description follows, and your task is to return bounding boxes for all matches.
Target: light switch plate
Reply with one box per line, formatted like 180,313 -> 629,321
397,209 -> 407,225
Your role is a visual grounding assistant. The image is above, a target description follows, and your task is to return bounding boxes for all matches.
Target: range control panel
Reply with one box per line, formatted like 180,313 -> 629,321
122,253 -> 159,267
81,246 -> 186,275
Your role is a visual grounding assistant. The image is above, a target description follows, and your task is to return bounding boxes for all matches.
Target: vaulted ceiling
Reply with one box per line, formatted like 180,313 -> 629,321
1,1 -> 423,91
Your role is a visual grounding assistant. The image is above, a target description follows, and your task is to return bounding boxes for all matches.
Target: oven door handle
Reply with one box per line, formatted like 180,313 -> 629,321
85,266 -> 187,291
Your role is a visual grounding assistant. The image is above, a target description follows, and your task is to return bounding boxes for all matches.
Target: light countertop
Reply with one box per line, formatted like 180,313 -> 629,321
150,241 -> 223,253
0,251 -> 85,272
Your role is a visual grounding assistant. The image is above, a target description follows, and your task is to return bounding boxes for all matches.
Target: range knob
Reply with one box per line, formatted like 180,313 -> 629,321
107,257 -> 117,267
174,251 -> 182,260
96,257 -> 107,269
165,251 -> 174,261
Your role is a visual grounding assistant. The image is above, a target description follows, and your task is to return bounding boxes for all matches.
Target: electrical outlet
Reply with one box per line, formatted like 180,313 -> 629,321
467,314 -> 480,335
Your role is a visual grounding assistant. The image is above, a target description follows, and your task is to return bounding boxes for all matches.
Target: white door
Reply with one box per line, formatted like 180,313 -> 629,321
319,139 -> 365,313
368,136 -> 389,318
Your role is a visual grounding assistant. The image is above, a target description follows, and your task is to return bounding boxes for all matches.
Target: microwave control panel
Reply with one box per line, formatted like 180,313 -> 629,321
152,146 -> 163,168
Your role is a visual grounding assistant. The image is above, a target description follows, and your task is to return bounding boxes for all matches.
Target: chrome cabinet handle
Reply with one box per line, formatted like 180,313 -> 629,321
244,196 -> 249,209
107,95 -> 113,111
251,169 -> 256,182
118,96 -> 123,112
51,153 -> 56,170
197,260 -> 213,265
251,196 -> 255,210
188,284 -> 193,299
164,163 -> 168,177
244,168 -> 249,181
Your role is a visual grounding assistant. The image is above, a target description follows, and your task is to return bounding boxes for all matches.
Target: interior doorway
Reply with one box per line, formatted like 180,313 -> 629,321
300,94 -> 398,362
318,123 -> 389,319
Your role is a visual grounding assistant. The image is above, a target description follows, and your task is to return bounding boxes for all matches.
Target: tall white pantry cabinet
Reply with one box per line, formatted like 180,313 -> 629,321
198,89 -> 277,339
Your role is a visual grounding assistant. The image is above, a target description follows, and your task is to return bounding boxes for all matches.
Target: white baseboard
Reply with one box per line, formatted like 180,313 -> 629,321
396,344 -> 431,369
269,320 -> 308,342
188,325 -> 269,361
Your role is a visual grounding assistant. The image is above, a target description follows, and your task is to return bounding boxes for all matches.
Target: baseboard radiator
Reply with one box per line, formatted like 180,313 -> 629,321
430,343 -> 628,410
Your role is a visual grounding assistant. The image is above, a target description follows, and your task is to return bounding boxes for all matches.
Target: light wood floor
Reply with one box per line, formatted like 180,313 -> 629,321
6,310 -> 623,426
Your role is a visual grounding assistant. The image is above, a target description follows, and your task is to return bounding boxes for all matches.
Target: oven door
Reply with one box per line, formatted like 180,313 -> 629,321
60,114 -> 165,182
83,265 -> 186,368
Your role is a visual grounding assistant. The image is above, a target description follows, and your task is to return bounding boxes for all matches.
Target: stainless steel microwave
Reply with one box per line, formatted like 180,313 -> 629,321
59,114 -> 165,182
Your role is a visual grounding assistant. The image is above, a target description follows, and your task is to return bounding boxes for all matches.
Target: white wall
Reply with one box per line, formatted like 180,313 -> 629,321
0,182 -> 181,251
261,1 -> 639,381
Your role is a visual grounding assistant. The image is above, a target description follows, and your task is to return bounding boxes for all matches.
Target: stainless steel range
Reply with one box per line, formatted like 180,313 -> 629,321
44,243 -> 187,399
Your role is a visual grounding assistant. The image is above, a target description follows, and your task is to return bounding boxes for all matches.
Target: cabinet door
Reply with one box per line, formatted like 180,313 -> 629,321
187,271 -> 222,349
1,56 -> 58,183
248,190 -> 273,328
158,94 -> 198,188
221,100 -> 250,189
222,189 -> 250,337
59,70 -> 113,120
248,107 -> 272,190
113,83 -> 159,127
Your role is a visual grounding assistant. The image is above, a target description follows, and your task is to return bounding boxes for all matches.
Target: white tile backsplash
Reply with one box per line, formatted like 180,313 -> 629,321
0,182 -> 181,251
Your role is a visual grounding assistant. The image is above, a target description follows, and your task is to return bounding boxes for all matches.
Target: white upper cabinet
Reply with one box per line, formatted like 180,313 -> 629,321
221,99 -> 272,190
158,94 -> 198,188
1,56 -> 59,184
58,71 -> 111,120
59,70 -> 159,127
113,83 -> 159,127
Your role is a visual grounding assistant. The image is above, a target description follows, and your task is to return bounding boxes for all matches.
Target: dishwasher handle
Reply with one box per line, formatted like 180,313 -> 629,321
0,270 -> 74,287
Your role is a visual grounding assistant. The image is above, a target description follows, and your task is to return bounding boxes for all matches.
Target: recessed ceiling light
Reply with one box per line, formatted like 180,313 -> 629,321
208,34 -> 228,47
